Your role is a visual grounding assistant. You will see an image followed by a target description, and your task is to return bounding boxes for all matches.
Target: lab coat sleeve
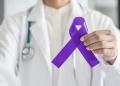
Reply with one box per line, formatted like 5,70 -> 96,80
101,18 -> 120,86
91,10 -> 120,86
0,17 -> 21,86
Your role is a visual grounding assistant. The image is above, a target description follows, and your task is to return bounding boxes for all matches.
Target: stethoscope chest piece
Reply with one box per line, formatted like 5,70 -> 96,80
22,47 -> 34,61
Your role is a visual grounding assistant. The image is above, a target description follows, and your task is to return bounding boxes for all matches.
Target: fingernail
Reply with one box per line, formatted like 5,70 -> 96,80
80,37 -> 84,41
86,47 -> 90,51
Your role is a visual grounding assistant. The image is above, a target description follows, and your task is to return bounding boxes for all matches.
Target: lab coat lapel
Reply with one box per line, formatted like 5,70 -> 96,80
27,0 -> 52,75
30,22 -> 52,74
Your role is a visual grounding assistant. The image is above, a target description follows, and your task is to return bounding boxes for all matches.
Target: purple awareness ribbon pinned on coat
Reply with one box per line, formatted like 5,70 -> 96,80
52,17 -> 100,68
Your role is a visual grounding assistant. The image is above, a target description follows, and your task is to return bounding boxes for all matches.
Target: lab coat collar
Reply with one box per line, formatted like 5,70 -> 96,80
71,0 -> 87,17
27,0 -> 88,22
76,0 -> 88,10
27,0 -> 45,22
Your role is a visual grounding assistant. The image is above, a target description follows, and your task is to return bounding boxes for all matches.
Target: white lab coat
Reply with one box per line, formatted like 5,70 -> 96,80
0,0 -> 120,86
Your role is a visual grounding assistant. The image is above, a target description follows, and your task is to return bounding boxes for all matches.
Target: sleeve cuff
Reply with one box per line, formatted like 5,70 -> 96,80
99,52 -> 120,75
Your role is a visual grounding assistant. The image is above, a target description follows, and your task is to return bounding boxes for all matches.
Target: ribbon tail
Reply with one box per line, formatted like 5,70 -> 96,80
52,39 -> 77,68
78,42 -> 100,67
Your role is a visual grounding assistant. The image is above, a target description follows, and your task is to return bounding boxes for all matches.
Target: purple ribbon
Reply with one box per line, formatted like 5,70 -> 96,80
52,17 -> 99,68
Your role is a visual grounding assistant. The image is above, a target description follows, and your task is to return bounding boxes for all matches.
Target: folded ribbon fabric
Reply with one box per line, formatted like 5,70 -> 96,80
52,17 -> 99,68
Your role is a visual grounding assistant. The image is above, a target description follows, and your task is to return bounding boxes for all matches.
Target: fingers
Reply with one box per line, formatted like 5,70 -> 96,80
79,29 -> 117,62
86,41 -> 115,51
80,29 -> 116,47
93,48 -> 113,55
80,30 -> 113,42
84,35 -> 115,46
93,48 -> 116,57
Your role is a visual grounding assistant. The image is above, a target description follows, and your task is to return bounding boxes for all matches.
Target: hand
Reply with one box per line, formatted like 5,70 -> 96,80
80,30 -> 118,65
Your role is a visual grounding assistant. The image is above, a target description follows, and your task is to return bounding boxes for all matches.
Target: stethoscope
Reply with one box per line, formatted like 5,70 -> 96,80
22,21 -> 34,61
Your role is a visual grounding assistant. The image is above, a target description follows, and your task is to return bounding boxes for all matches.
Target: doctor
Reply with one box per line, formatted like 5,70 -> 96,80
0,0 -> 120,86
